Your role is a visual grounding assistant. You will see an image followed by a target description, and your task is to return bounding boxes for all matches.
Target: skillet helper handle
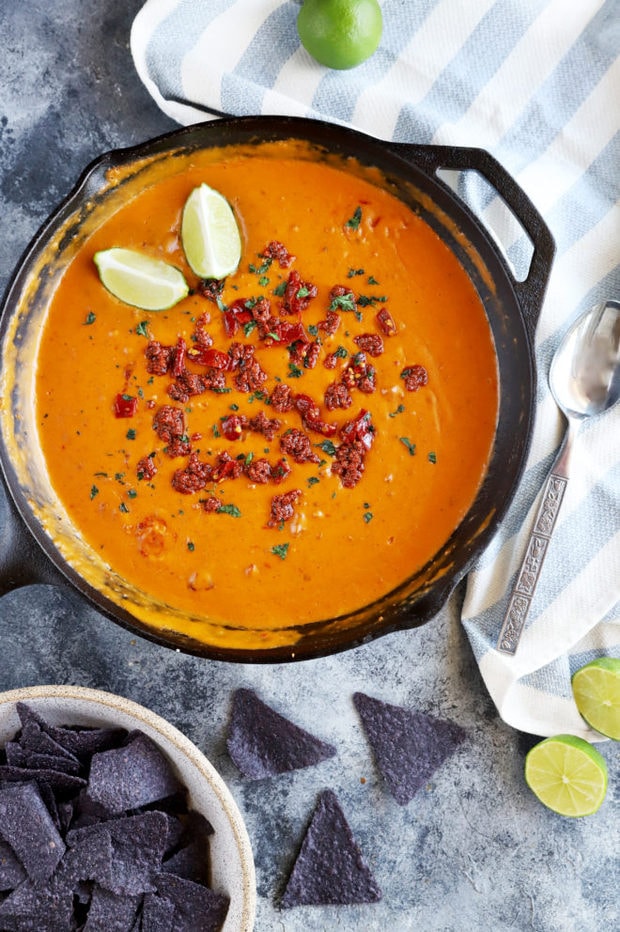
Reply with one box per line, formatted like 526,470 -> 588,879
384,142 -> 555,342
495,425 -> 573,655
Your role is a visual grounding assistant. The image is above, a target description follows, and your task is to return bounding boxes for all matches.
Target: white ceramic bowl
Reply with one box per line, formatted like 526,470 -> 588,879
0,684 -> 256,931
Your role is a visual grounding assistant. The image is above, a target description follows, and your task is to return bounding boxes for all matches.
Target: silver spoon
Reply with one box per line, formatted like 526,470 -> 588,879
497,298 -> 620,655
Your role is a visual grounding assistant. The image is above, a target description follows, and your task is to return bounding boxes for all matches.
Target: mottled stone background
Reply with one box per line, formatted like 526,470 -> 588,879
0,4 -> 617,930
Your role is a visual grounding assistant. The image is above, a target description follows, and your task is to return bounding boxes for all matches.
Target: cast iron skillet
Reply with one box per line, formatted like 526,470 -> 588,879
0,116 -> 555,662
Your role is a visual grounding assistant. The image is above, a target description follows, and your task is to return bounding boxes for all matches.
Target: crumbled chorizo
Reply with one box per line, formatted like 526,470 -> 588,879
145,340 -> 174,376
270,382 -> 295,412
171,453 -> 213,494
280,269 -> 318,315
268,489 -> 302,526
196,278 -> 224,302
353,333 -> 384,357
153,405 -> 185,444
167,371 -> 209,403
331,439 -> 366,488
328,285 -> 357,314
324,382 -> 353,411
318,310 -> 341,335
212,451 -> 244,482
261,240 -> 295,268
247,410 -> 282,441
279,428 -> 320,464
401,364 -> 429,391
136,454 -> 157,481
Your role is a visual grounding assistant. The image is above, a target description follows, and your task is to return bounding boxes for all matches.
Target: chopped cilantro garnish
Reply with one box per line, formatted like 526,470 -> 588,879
333,345 -> 348,358
367,275 -> 380,285
307,476 -> 320,487
389,404 -> 406,418
90,485 -> 99,500
363,511 -> 373,523
84,311 -> 96,325
273,281 -> 287,297
347,267 -> 365,277
345,206 -> 362,229
428,451 -> 437,464
317,439 -> 337,456
288,363 -> 303,379
357,294 -> 388,307
219,503 -> 241,517
400,437 -> 416,456
187,541 -> 195,551
126,428 -> 136,440
329,293 -> 357,313
243,320 -> 257,337
271,543 -> 290,560
119,502 -> 129,513
135,320 -> 149,337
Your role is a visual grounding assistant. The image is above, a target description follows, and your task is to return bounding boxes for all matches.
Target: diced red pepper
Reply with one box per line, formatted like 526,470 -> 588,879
172,337 -> 187,377
340,409 -> 375,450
376,307 -> 397,337
223,299 -> 253,337
220,414 -> 246,441
294,393 -> 338,438
193,347 -> 231,370
114,393 -> 138,418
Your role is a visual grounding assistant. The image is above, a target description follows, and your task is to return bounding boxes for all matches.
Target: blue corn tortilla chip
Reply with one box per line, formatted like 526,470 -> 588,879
0,780 -> 65,882
16,702 -> 125,760
353,692 -> 467,805
86,731 -> 182,813
281,789 -> 382,908
153,872 -> 230,932
82,884 -> 142,932
227,687 -> 337,779
66,811 -> 169,896
0,708 -> 226,931
0,837 -> 27,890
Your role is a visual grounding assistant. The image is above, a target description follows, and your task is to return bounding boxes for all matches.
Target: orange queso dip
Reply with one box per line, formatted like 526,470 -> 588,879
35,141 -> 498,646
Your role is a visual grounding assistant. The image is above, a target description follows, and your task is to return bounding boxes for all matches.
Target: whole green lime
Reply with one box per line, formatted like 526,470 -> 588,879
297,0 -> 383,70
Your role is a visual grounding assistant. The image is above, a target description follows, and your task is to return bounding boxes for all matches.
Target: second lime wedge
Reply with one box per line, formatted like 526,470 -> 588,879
181,183 -> 242,280
524,734 -> 607,817
572,657 -> 620,740
94,248 -> 189,311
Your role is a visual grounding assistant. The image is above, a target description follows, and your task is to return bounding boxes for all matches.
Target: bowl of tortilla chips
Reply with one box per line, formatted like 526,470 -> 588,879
0,684 -> 256,931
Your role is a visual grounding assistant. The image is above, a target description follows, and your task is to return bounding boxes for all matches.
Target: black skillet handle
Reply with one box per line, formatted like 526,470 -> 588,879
384,141 -> 556,342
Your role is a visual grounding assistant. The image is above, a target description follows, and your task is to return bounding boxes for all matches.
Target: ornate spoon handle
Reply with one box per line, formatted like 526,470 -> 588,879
496,423 -> 574,655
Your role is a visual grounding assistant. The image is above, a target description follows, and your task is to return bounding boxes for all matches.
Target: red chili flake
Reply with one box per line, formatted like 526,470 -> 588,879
136,455 -> 157,481
268,488 -> 302,526
401,364 -> 429,391
318,310 -> 341,335
114,393 -> 138,418
280,428 -> 320,464
340,409 -> 376,451
353,333 -> 384,357
171,453 -> 213,494
270,383 -> 295,413
324,382 -> 353,411
220,414 -> 247,441
280,269 -> 318,315
294,394 -> 338,438
376,307 -> 397,336
261,240 -> 295,268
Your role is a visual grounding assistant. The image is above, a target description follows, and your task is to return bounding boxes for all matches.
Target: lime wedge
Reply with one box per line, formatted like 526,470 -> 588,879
572,657 -> 620,740
94,248 -> 189,311
524,734 -> 607,817
181,183 -> 242,280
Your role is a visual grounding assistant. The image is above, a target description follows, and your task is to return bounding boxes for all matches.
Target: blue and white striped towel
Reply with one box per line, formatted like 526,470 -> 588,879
131,0 -> 620,739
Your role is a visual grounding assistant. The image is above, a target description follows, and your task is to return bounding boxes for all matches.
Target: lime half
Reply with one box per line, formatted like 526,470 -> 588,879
94,248 -> 189,311
524,734 -> 608,817
572,657 -> 620,740
181,183 -> 242,279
